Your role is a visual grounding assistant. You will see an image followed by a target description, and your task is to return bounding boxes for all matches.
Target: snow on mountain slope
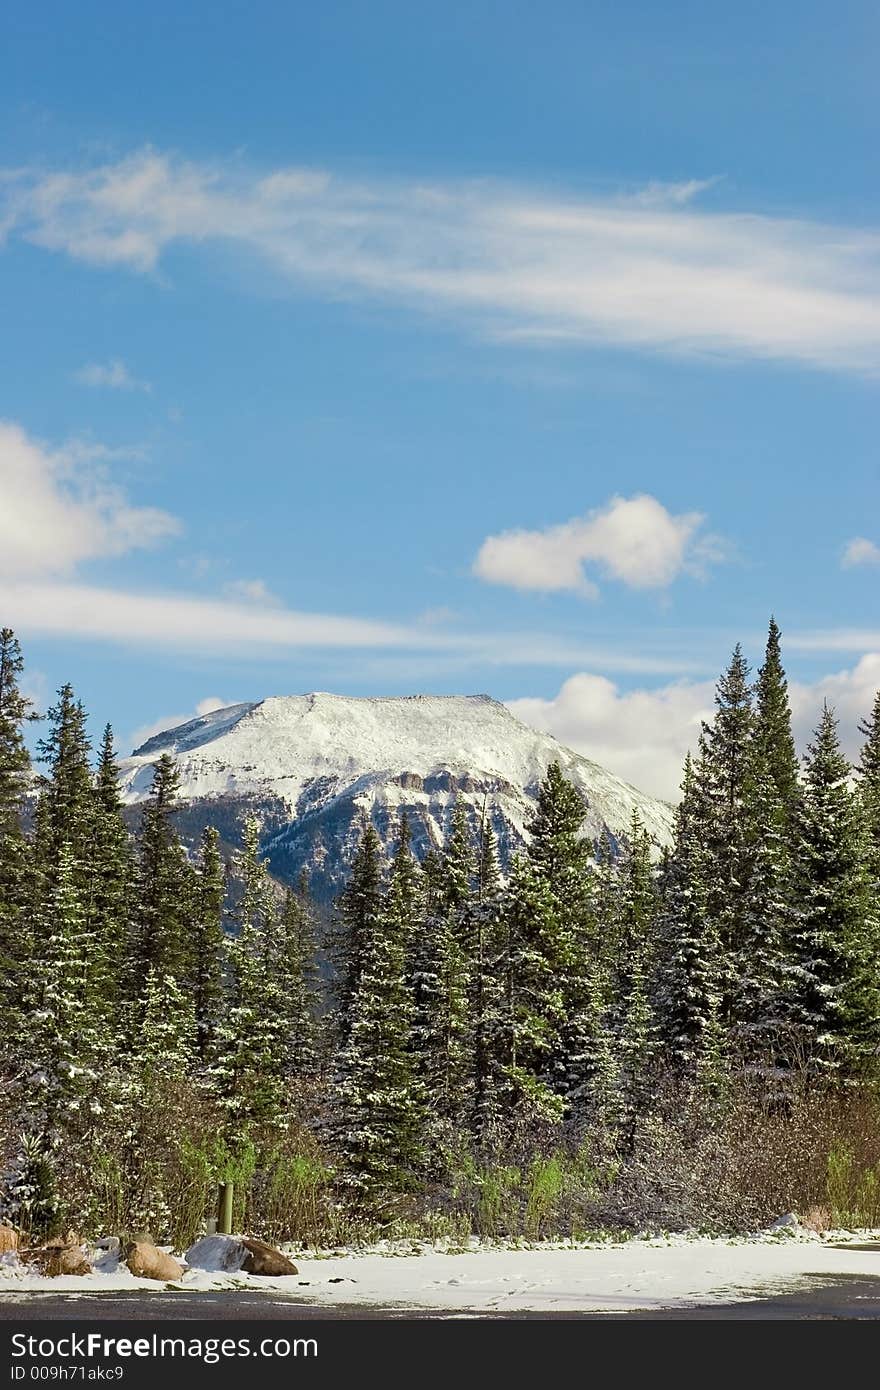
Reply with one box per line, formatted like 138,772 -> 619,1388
119,693 -> 674,900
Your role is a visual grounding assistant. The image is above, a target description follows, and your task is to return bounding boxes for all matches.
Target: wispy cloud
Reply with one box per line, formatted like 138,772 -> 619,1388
474,494 -> 725,596
223,577 -> 282,607
74,358 -> 152,392
842,536 -> 880,569
2,150 -> 880,372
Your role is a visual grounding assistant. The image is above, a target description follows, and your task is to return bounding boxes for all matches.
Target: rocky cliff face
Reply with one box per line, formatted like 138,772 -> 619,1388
119,692 -> 675,901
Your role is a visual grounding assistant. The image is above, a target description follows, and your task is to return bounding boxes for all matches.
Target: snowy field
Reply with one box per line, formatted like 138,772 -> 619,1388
3,1233 -> 880,1314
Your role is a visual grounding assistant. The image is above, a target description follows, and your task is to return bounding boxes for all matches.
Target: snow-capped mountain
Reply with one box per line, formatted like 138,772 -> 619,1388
119,693 -> 674,900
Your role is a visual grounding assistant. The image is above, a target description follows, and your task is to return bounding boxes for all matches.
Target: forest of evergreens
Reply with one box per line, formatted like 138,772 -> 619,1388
2,619 -> 880,1246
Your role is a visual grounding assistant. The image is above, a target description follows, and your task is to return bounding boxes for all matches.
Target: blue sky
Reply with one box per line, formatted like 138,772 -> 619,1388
1,1 -> 878,798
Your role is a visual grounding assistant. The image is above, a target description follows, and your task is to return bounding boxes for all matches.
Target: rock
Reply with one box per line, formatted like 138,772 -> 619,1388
769,1212 -> 802,1233
45,1245 -> 92,1277
241,1238 -> 297,1276
125,1241 -> 184,1281
0,1226 -> 18,1254
185,1234 -> 247,1273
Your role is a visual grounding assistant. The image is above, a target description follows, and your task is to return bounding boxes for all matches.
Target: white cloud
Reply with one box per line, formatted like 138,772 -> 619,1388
128,696 -> 230,751
2,149 -> 880,372
74,359 -> 151,392
509,655 -> 880,803
0,420 -> 179,579
509,674 -> 715,801
474,494 -> 722,596
223,578 -> 281,606
842,536 -> 880,569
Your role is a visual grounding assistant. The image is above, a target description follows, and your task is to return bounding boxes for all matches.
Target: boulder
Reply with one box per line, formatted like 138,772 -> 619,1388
45,1245 -> 92,1277
0,1226 -> 17,1255
185,1234 -> 248,1273
125,1241 -> 184,1281
241,1238 -> 298,1277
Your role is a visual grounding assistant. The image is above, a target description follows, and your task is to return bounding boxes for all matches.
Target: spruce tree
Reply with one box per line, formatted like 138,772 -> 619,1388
658,755 -> 724,1077
0,629 -> 36,1035
268,882 -> 322,1078
410,812 -> 471,1127
189,826 -> 226,1067
132,754 -> 191,997
857,689 -> 880,896
611,811 -> 658,1133
332,817 -> 383,1038
697,645 -> 756,1022
753,619 -> 800,817
87,725 -> 132,1025
34,684 -> 94,871
217,816 -> 285,1132
790,705 -> 879,1072
522,762 -> 596,1108
336,824 -> 424,1193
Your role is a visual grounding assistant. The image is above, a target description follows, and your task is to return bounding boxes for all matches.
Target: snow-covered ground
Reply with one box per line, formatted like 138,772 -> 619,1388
3,1234 -> 880,1313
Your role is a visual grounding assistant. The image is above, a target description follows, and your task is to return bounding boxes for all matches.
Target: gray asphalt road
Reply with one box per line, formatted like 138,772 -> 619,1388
3,1274 -> 880,1319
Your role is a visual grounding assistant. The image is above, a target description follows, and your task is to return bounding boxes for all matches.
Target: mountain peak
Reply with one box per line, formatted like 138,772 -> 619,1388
121,690 -> 673,900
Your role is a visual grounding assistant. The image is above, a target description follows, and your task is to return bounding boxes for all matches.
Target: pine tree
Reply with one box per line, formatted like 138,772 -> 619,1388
216,816 -> 285,1133
132,754 -> 191,998
753,619 -> 800,817
189,826 -> 226,1067
477,801 -> 500,902
87,725 -> 131,1025
697,645 -> 756,1022
410,812 -> 471,1127
336,826 -> 424,1193
439,797 -> 474,909
857,689 -> 880,896
332,817 -> 383,1038
658,755 -> 724,1077
268,882 -> 322,1077
736,756 -> 797,1069
611,811 -> 658,1132
790,705 -> 879,1072
0,629 -> 36,1036
34,684 -> 94,870
522,762 -> 596,1108
26,844 -> 94,1118
470,805 -> 505,1139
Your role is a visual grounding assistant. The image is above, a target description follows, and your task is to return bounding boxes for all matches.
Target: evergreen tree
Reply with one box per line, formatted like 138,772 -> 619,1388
87,724 -> 131,1024
34,684 -> 93,870
857,689 -> 880,895
410,813 -> 471,1127
697,645 -> 756,1021
470,805 -> 505,1139
336,824 -> 424,1192
132,754 -> 191,997
438,797 -> 474,909
268,881 -> 322,1077
790,705 -> 879,1071
216,816 -> 285,1133
658,755 -> 724,1077
522,762 -> 596,1107
753,619 -> 800,817
0,629 -> 36,1033
189,826 -> 226,1067
611,812 -> 658,1131
26,844 -> 96,1119
332,817 -> 383,1037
